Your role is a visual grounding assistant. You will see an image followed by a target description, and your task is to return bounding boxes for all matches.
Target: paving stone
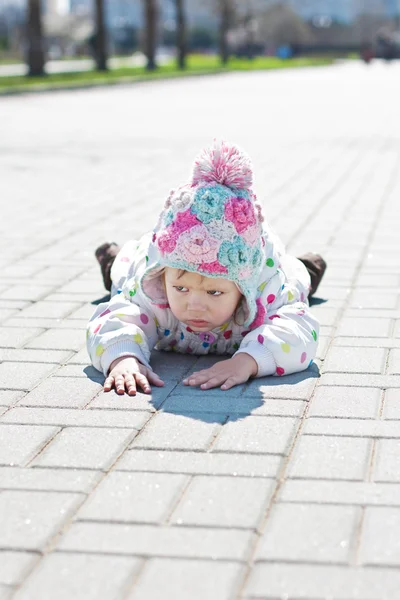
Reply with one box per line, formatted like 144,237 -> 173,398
350,290 -> 399,309
359,507 -> 400,566
161,394 -> 305,418
242,368 -> 319,400
305,418 -> 400,438
5,318 -> 87,330
212,416 -> 298,455
78,471 -> 187,524
0,552 -> 38,585
1,407 -> 150,430
66,347 -> 92,364
308,386 -> 381,419
88,382 -> 177,411
0,327 -> 45,349
374,439 -> 400,482
383,388 -> 400,419
54,364 -> 104,379
18,301 -> 82,320
57,522 -> 252,560
288,435 -> 371,480
0,490 -> 83,550
32,427 -> 136,470
20,377 -> 102,408
127,558 -> 243,600
0,285 -> 55,302
0,425 -> 60,467
320,373 -> 400,388
171,475 -> 274,528
245,563 -> 400,599
0,349 -> 72,364
25,329 -> 85,351
131,412 -> 226,451
255,503 -> 359,563
323,347 -> 387,374
333,336 -> 400,349
335,317 -> 392,338
13,553 -> 142,600
388,349 -> 400,375
280,479 -> 400,507
0,467 -> 102,493
0,391 -> 24,407
0,362 -> 57,392
116,449 -> 282,477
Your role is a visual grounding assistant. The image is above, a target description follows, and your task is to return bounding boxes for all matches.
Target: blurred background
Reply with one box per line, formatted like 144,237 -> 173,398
1,0 -> 400,80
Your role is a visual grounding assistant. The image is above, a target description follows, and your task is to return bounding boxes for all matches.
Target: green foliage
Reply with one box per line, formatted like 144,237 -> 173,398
0,54 -> 335,94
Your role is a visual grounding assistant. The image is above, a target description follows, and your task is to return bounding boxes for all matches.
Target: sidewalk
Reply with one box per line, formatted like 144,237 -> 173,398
1,60 -> 400,599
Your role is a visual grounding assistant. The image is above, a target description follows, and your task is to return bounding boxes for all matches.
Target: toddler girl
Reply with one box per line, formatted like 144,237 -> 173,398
87,141 -> 326,395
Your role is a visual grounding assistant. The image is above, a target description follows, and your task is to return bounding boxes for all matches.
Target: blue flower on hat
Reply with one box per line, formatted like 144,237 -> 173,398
218,236 -> 251,274
191,185 -> 230,225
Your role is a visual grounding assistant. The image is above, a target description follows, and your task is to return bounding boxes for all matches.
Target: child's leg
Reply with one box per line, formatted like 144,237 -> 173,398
95,242 -> 121,292
297,253 -> 327,297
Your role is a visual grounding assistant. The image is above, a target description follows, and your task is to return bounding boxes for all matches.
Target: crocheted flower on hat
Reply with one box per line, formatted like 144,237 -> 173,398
191,185 -> 230,224
224,196 -> 256,234
175,225 -> 220,265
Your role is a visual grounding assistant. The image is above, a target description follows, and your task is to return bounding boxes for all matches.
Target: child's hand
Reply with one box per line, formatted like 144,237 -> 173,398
183,354 -> 258,391
104,356 -> 164,396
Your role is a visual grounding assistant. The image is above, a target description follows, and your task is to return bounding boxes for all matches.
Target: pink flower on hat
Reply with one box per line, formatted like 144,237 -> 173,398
175,225 -> 220,265
157,209 -> 200,255
225,197 -> 256,234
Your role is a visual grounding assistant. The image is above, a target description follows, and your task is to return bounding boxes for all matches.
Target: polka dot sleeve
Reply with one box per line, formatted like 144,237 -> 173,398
87,292 -> 158,376
235,270 -> 320,378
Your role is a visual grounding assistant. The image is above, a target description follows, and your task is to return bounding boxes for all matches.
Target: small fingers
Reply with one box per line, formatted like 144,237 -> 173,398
124,374 -> 137,396
200,377 -> 224,390
135,373 -> 151,394
221,376 -> 239,390
114,375 -> 127,395
104,375 -> 114,392
183,370 -> 212,387
146,371 -> 165,387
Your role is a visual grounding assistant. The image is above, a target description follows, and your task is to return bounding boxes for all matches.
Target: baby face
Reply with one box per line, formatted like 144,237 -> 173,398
164,268 -> 243,332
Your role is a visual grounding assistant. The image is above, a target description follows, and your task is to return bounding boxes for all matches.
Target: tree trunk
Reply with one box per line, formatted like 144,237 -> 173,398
27,0 -> 45,77
175,0 -> 187,70
95,0 -> 108,71
144,0 -> 157,71
219,0 -> 230,65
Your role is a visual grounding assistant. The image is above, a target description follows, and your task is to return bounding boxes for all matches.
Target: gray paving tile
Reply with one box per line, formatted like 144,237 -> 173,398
288,435 -> 371,480
245,563 -> 400,599
127,558 -> 243,600
78,471 -> 187,524
0,467 -> 102,493
171,475 -> 274,528
308,386 -> 381,419
0,362 -> 57,392
13,553 -> 141,600
0,424 -> 60,467
57,522 -> 252,560
323,347 -> 387,374
25,329 -> 85,351
32,427 -> 136,469
131,412 -> 226,451
20,377 -> 102,408
0,552 -> 38,586
0,490 -> 83,550
255,504 -> 359,563
212,416 -> 298,455
280,480 -> 400,506
304,418 -> 400,438
374,439 -> 400,482
383,388 -> 400,419
115,449 -> 282,477
359,507 -> 400,566
1,407 -> 150,430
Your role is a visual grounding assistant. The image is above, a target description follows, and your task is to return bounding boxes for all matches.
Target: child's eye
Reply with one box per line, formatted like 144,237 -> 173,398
174,286 -> 189,293
207,290 -> 223,296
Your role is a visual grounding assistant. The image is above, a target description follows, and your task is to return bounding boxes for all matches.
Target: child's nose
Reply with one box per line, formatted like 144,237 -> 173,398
187,294 -> 206,311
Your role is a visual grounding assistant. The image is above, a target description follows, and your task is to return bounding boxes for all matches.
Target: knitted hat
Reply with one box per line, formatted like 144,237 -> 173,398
140,140 -> 265,327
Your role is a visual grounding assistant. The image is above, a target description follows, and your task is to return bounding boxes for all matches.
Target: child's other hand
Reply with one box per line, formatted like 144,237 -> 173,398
183,354 -> 258,391
104,356 -> 164,396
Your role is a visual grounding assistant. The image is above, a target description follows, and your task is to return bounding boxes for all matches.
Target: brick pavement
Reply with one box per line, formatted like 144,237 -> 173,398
1,60 -> 400,599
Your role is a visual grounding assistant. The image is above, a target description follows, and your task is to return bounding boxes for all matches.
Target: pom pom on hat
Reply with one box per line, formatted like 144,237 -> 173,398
192,140 -> 253,190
